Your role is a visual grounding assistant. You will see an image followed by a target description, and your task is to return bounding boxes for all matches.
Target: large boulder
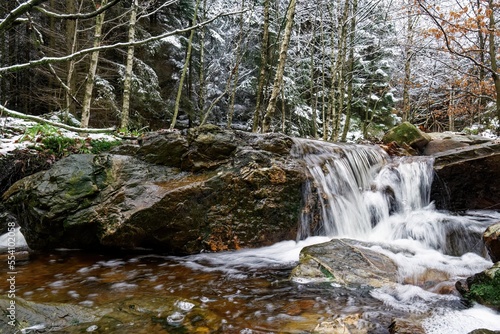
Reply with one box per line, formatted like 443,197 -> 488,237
3,126 -> 305,254
484,223 -> 500,263
430,142 -> 500,210
290,239 -> 399,288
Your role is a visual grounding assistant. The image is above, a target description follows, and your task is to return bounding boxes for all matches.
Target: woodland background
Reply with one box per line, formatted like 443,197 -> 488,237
0,0 -> 499,140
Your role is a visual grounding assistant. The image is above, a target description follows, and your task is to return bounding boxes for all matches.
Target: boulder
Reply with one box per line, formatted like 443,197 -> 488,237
2,127 -> 305,254
422,139 -> 468,155
483,223 -> 500,263
290,239 -> 398,287
456,262 -> 500,311
382,122 -> 431,151
430,142 -> 500,210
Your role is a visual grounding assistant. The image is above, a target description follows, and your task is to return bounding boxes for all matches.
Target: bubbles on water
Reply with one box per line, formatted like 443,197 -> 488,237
86,325 -> 98,332
110,282 -> 137,290
79,300 -> 94,307
166,311 -> 185,326
97,259 -> 126,267
48,280 -> 66,288
370,284 -> 457,314
174,300 -> 194,311
68,290 -> 80,298
422,304 -> 500,334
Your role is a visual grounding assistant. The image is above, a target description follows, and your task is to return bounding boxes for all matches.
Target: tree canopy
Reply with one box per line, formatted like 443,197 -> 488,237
0,0 -> 498,138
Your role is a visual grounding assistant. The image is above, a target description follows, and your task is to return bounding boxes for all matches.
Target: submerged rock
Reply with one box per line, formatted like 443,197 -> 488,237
0,296 -> 107,332
388,318 -> 426,334
456,262 -> 500,311
484,223 -> 500,263
290,239 -> 398,287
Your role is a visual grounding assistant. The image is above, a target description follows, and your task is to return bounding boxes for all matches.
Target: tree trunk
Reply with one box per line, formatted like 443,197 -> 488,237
120,0 -> 138,130
252,0 -> 270,132
227,0 -> 246,129
197,0 -> 207,122
170,0 -> 201,130
80,0 -> 107,129
402,1 -> 416,122
488,0 -> 500,133
64,0 -> 78,122
331,0 -> 350,141
262,0 -> 297,133
341,0 -> 357,142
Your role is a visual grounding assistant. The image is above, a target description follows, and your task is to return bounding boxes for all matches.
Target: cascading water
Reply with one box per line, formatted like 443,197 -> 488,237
293,138 -> 490,257
289,138 -> 500,333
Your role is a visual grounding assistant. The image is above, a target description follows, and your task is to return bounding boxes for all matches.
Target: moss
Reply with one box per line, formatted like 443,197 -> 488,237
465,265 -> 500,310
319,264 -> 335,279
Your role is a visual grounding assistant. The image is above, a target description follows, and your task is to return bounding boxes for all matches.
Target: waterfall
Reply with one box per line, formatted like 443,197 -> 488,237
293,138 -> 489,256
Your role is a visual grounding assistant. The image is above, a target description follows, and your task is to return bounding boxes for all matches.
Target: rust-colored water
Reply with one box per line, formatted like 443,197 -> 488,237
2,249 -> 398,333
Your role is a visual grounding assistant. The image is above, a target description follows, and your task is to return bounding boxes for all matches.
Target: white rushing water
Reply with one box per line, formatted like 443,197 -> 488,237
292,139 -> 500,333
186,139 -> 500,333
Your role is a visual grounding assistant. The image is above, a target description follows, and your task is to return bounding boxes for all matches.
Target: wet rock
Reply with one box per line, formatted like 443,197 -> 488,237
0,296 -> 107,332
423,139 -> 468,155
484,223 -> 500,262
468,329 -> 500,334
388,318 -> 426,334
78,296 -> 221,333
290,239 -> 398,287
456,262 -> 500,311
3,127 -> 304,254
427,132 -> 492,145
382,122 -> 431,151
431,142 -> 500,211
313,314 -> 372,334
136,130 -> 189,167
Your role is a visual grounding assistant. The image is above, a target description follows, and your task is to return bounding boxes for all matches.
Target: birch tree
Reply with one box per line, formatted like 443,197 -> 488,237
262,0 -> 297,133
120,0 -> 139,130
170,0 -> 202,130
80,0 -> 108,129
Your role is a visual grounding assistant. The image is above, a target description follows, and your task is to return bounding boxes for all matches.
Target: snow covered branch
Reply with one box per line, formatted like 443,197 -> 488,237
0,105 -> 116,134
0,9 -> 245,74
0,0 -> 47,32
34,0 -> 122,20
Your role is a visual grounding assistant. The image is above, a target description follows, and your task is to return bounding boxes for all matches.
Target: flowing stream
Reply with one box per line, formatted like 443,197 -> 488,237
3,139 -> 500,333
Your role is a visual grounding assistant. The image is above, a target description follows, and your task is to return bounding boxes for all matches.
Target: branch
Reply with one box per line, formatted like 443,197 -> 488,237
0,105 -> 115,134
34,0 -> 122,20
0,10 -> 244,74
416,0 -> 495,76
0,0 -> 47,32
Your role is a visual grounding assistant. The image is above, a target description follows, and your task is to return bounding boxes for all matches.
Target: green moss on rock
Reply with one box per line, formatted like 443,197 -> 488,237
382,122 -> 431,150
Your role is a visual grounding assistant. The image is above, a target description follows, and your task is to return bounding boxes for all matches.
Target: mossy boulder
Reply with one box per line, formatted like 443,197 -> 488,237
3,127 -> 305,254
456,262 -> 500,311
382,122 -> 431,151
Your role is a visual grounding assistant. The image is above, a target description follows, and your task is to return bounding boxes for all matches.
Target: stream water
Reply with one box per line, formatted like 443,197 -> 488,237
3,139 -> 500,333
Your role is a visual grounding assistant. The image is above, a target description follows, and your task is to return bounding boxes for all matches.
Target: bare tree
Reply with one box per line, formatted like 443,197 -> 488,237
262,0 -> 297,133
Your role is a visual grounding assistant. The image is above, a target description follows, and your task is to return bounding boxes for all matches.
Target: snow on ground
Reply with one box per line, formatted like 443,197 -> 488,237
0,116 -> 120,155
